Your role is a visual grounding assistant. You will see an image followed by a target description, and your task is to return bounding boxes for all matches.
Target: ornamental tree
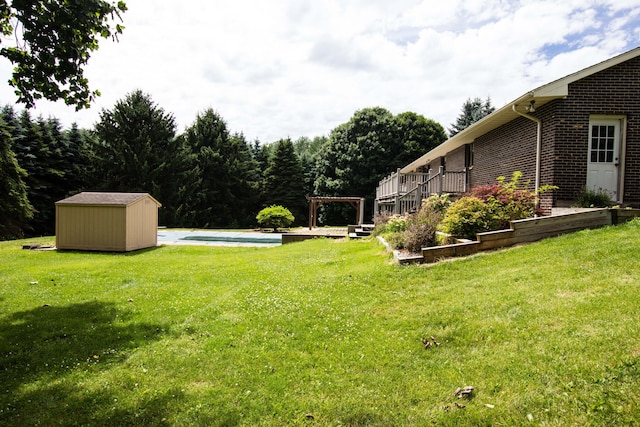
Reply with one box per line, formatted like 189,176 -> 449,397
256,205 -> 294,232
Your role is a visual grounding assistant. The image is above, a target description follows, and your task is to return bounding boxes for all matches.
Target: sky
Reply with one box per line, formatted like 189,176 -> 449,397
1,0 -> 640,143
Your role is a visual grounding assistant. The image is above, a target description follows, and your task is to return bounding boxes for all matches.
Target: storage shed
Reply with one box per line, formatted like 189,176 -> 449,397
55,192 -> 161,252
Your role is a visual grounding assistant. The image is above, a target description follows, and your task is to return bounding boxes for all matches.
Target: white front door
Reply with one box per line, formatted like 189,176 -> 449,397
586,120 -> 620,201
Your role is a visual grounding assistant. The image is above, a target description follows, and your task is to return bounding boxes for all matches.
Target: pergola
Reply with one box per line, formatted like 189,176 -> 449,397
307,196 -> 365,229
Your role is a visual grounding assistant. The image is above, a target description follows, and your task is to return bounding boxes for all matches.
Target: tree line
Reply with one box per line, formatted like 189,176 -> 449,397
1,3 -> 499,240
1,89 -> 452,239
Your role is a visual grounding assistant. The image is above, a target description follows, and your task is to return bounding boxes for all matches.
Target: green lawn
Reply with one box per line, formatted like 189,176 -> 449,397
1,221 -> 640,426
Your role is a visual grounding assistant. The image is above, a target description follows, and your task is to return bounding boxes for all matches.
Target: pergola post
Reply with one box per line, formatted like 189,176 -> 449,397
307,196 -> 367,229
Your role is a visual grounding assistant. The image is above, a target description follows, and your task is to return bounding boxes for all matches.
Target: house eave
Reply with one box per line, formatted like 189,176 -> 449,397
400,91 -> 563,173
400,46 -> 640,174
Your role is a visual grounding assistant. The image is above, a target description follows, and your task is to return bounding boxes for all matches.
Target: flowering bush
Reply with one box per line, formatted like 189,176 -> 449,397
387,214 -> 409,233
372,213 -> 408,236
375,195 -> 448,253
441,172 -> 547,240
421,193 -> 451,214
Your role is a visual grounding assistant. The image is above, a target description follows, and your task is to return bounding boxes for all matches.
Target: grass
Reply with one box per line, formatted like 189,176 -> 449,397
1,220 -> 640,426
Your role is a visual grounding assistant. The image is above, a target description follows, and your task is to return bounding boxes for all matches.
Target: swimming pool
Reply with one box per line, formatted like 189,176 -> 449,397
157,230 -> 282,247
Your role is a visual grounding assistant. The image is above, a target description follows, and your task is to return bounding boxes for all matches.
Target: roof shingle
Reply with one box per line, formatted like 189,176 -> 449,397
56,192 -> 160,206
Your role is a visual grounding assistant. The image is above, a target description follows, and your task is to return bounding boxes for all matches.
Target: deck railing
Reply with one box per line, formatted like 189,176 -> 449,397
376,169 -> 430,201
376,167 -> 467,214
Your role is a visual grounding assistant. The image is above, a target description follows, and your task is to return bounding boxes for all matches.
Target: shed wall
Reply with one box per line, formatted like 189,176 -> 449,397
125,198 -> 159,251
56,205 -> 127,251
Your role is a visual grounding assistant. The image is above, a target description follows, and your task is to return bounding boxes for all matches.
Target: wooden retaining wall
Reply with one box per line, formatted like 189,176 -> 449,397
419,208 -> 640,264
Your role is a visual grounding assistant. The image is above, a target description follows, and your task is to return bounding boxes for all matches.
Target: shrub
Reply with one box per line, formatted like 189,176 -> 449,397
421,193 -> 451,214
440,196 -> 496,240
373,214 -> 410,250
372,212 -> 408,237
372,211 -> 392,236
441,172 -> 544,240
384,230 -> 406,250
386,214 -> 409,233
469,172 -> 538,229
402,221 -> 437,253
256,205 -> 294,231
576,189 -> 612,208
374,195 -> 451,252
398,196 -> 447,252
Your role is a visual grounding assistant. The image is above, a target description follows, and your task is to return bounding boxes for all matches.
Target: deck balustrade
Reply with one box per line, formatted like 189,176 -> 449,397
375,166 -> 467,215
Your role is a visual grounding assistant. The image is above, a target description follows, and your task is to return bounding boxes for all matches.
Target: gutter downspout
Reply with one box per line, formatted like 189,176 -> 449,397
512,104 -> 542,210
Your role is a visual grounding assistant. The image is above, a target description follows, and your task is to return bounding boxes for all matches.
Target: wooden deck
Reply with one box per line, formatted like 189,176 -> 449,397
281,227 -> 348,244
375,167 -> 467,215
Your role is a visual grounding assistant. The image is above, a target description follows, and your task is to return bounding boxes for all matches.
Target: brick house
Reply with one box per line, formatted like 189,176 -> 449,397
376,46 -> 640,215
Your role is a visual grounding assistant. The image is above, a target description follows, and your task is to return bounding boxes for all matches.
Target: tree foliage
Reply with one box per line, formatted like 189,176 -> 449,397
293,135 -> 326,199
0,0 -> 127,109
92,90 -> 190,226
181,109 -> 259,228
9,110 -> 66,235
394,111 -> 447,166
0,116 -> 32,239
1,105 -> 90,236
1,93 -> 453,237
448,96 -> 495,137
315,107 -> 446,224
263,138 -> 307,226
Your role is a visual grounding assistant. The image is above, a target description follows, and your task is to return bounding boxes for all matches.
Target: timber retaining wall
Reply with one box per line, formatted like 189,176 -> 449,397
418,208 -> 640,264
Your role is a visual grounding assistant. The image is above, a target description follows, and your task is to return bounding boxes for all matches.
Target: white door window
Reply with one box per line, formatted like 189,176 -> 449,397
586,120 -> 620,201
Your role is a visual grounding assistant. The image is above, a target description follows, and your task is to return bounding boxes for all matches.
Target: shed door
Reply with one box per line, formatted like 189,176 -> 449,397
586,120 -> 620,201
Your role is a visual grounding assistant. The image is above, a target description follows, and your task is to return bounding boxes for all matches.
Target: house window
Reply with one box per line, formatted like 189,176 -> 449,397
590,125 -> 615,163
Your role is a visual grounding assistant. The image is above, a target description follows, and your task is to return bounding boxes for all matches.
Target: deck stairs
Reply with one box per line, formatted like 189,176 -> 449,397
348,224 -> 375,239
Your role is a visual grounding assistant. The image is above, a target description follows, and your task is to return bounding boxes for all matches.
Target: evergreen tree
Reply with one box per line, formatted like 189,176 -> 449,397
0,118 -> 33,240
230,132 -> 261,226
181,109 -> 259,228
37,117 -> 69,201
294,135 -> 326,199
93,90 -> 192,226
448,97 -> 495,137
11,110 -> 62,236
251,140 -> 273,209
1,106 -> 21,138
64,123 -> 93,193
263,138 -> 307,226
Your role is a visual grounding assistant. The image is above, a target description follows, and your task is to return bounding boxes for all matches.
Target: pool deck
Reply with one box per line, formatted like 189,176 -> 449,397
157,228 -> 349,247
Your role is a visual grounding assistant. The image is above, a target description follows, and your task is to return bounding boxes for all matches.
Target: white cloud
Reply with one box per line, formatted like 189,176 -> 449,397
1,0 -> 639,142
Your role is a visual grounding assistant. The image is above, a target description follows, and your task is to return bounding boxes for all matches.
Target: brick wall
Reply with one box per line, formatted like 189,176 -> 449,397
466,54 -> 640,209
471,117 -> 538,186
446,145 -> 466,170
553,56 -> 640,206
